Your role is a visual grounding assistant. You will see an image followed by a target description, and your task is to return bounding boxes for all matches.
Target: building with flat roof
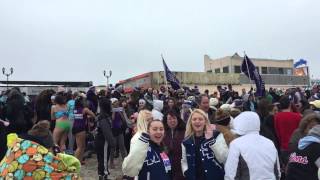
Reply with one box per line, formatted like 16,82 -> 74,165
119,53 -> 309,93
204,53 -> 294,75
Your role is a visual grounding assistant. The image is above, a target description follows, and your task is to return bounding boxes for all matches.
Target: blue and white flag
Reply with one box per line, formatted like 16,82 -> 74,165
162,57 -> 181,90
241,55 -> 265,97
294,59 -> 307,68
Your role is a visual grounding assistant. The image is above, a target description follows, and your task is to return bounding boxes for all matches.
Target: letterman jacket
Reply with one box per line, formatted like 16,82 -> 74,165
122,133 -> 171,180
181,133 -> 225,180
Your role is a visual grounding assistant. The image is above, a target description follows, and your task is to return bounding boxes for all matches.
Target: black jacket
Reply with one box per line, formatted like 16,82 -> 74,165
286,143 -> 320,180
96,113 -> 116,148
0,122 -> 7,161
260,115 -> 280,153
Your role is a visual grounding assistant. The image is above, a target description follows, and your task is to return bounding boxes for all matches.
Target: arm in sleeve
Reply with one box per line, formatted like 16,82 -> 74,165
122,133 -> 150,177
275,154 -> 281,180
274,117 -> 281,143
181,143 -> 189,177
314,156 -> 320,168
99,117 -> 116,148
210,133 -> 229,164
121,111 -> 133,129
224,141 -> 240,180
144,94 -> 153,105
312,147 -> 320,180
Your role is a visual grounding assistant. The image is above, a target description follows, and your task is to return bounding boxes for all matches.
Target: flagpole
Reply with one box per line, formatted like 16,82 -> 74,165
307,66 -> 311,87
161,54 -> 169,96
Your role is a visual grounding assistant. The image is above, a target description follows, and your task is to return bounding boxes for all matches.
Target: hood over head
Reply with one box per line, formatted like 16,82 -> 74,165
153,100 -> 163,111
231,111 -> 260,136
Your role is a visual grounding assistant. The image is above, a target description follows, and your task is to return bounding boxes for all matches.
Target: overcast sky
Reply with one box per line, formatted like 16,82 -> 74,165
0,0 -> 319,85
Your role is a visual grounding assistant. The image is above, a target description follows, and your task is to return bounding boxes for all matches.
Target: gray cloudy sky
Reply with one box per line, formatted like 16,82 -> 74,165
0,0 -> 319,85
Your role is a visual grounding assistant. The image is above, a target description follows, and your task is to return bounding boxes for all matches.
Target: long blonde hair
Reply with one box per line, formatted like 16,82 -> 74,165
136,110 -> 153,133
184,109 -> 210,139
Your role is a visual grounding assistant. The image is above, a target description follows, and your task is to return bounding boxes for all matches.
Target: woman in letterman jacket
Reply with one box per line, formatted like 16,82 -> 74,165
181,109 -> 225,180
122,118 -> 172,180
122,110 -> 152,176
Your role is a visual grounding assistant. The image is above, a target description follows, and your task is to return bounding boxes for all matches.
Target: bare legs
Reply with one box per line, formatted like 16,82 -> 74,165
74,131 -> 86,161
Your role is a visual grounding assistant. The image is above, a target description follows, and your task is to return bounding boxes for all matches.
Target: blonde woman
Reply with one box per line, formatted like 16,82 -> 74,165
122,110 -> 153,177
181,109 -> 224,180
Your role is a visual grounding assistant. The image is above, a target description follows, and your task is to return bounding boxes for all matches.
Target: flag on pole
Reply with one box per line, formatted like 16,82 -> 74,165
241,55 -> 265,96
294,59 -> 309,76
294,59 -> 307,68
162,56 -> 181,90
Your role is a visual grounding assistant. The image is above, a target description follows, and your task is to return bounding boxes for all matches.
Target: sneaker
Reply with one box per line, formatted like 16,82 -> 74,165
65,149 -> 74,155
98,175 -> 111,180
122,175 -> 134,180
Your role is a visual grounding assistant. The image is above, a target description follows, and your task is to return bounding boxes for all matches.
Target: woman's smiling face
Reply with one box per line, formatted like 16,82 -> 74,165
191,112 -> 206,136
148,121 -> 165,145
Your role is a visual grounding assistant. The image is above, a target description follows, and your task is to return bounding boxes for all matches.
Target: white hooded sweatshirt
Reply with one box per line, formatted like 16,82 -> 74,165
152,100 -> 164,121
224,111 -> 281,180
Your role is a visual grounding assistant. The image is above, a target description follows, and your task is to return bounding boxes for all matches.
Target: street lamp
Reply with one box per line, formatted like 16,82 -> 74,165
2,67 -> 13,90
103,70 -> 112,88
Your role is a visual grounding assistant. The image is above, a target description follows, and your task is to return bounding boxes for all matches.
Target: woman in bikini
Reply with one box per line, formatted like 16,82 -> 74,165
51,92 -> 71,152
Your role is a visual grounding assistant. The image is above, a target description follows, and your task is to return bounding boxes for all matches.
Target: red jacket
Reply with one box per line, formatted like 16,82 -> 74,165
274,112 -> 302,151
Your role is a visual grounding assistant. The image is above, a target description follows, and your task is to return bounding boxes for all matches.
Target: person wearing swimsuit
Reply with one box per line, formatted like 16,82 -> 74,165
51,93 -> 71,152
72,96 -> 95,163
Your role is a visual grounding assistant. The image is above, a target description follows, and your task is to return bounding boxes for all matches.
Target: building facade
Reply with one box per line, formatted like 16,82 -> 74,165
119,53 -> 309,93
204,53 -> 294,75
119,71 -> 309,93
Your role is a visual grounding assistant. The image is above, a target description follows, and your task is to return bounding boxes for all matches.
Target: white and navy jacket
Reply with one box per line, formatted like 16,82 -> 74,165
122,133 -> 171,180
181,133 -> 225,180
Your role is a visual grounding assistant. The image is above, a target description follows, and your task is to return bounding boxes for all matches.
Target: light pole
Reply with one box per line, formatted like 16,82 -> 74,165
103,70 -> 112,88
2,67 -> 13,90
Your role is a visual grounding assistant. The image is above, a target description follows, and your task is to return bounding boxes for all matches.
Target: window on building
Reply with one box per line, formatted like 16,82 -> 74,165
207,70 -> 213,73
215,68 -> 220,73
278,68 -> 284,74
269,67 -> 279,74
223,66 -> 229,73
234,66 -> 241,73
287,68 -> 293,75
261,67 -> 268,74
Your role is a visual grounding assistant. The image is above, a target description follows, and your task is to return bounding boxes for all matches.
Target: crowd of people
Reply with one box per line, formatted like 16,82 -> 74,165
1,84 -> 320,180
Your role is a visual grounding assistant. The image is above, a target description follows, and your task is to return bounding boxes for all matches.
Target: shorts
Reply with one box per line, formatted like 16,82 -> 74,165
72,119 -> 86,135
72,126 -> 86,135
55,120 -> 71,132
